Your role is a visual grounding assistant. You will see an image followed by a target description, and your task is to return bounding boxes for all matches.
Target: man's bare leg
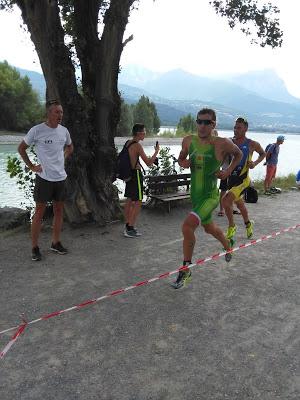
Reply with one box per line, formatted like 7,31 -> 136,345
219,190 -> 226,214
31,202 -> 47,248
128,200 -> 142,227
182,213 -> 199,262
202,222 -> 232,250
124,198 -> 133,225
172,214 -> 198,288
235,199 -> 249,224
52,201 -> 64,244
222,191 -> 236,227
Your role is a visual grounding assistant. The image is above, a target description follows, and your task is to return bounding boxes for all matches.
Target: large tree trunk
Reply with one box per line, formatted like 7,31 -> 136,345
15,0 -> 135,224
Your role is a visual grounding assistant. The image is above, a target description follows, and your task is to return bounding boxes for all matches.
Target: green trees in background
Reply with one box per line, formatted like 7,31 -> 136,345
116,100 -> 133,137
133,95 -> 160,135
0,61 -> 43,132
176,114 -> 197,134
117,95 -> 160,136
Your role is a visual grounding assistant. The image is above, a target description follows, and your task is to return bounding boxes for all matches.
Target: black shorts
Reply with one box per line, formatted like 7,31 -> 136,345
219,178 -> 228,192
34,175 -> 67,203
124,170 -> 143,201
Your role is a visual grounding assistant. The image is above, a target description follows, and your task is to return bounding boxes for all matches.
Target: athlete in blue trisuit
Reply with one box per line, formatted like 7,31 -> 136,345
222,117 -> 266,242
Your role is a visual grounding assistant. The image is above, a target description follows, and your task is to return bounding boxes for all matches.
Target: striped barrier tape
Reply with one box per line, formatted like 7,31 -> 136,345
0,322 -> 27,359
1,223 -> 299,359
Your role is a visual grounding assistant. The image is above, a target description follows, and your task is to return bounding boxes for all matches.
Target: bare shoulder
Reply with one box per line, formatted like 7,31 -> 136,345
182,135 -> 193,147
249,139 -> 261,150
215,137 -> 233,147
132,141 -> 142,152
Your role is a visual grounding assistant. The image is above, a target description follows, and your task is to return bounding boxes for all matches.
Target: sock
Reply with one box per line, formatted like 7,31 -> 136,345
183,260 -> 192,266
127,225 -> 134,231
245,221 -> 250,226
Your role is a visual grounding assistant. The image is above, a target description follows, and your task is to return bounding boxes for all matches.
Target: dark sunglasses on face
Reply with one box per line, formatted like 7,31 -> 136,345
46,99 -> 60,107
196,119 -> 213,126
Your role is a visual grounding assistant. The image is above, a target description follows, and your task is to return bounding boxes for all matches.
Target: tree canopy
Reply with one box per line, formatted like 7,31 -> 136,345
0,61 -> 43,131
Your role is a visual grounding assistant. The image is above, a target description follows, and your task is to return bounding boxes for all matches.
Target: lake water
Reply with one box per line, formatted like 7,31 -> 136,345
1,130 -> 299,208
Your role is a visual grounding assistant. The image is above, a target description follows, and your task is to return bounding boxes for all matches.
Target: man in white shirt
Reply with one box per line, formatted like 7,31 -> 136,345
18,100 -> 74,261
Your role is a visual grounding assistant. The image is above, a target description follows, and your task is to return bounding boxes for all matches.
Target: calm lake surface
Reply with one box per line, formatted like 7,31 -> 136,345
1,130 -> 299,207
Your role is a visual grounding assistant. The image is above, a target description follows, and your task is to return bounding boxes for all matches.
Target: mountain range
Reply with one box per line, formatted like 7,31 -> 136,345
17,65 -> 300,132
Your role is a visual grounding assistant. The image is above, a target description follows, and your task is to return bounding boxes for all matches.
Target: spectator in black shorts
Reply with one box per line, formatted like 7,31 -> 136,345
18,100 -> 73,261
123,124 -> 159,238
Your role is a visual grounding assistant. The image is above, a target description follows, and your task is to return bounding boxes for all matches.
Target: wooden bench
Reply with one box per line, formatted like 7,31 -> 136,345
144,173 -> 191,212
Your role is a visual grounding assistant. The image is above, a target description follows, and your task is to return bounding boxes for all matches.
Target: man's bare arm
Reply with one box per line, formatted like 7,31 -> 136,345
178,136 -> 191,169
64,143 -> 74,159
216,139 -> 242,179
138,143 -> 159,167
18,141 -> 42,172
248,141 -> 265,169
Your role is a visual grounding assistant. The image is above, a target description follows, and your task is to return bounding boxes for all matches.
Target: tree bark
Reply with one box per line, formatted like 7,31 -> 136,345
15,0 -> 135,224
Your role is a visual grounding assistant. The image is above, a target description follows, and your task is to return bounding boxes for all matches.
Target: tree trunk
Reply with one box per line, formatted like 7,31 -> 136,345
15,0 -> 135,224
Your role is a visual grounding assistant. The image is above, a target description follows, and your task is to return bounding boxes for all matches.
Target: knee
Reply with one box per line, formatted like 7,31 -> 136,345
182,220 -> 193,237
222,196 -> 229,208
34,204 -> 46,217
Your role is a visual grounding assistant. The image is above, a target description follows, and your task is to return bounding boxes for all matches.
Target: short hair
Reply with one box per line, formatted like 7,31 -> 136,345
235,116 -> 248,128
132,123 -> 145,136
46,99 -> 61,111
197,108 -> 216,121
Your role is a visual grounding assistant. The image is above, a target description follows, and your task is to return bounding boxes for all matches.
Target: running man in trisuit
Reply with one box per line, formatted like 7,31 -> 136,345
172,108 -> 243,289
222,117 -> 265,242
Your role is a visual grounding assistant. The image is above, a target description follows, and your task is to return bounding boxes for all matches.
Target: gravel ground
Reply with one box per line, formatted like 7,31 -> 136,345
0,191 -> 300,400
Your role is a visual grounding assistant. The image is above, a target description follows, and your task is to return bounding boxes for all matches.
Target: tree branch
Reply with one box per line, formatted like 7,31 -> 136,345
210,0 -> 283,48
123,34 -> 134,48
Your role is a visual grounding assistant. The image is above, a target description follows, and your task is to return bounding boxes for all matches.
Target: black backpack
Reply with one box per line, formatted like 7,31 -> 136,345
244,186 -> 258,203
116,140 -> 138,182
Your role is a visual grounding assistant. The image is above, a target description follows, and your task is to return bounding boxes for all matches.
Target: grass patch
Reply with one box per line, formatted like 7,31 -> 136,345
253,173 -> 297,192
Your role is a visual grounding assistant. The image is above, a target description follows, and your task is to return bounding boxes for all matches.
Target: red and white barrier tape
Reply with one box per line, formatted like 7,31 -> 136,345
1,223 -> 299,359
0,322 -> 27,359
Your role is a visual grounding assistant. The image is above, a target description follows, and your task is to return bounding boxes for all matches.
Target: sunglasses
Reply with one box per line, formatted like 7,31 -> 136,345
196,119 -> 213,126
46,99 -> 60,107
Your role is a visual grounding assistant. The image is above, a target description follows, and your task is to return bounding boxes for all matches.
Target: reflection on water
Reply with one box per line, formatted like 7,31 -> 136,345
1,131 -> 299,207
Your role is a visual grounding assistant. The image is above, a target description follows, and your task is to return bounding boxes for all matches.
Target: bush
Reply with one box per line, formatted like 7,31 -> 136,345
6,147 -> 37,210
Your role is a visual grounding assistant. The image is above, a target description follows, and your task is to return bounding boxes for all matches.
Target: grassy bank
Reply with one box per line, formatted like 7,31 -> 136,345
253,173 -> 297,192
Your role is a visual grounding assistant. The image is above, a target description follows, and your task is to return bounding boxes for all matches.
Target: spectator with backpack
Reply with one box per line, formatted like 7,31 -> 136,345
264,135 -> 285,195
117,123 -> 159,238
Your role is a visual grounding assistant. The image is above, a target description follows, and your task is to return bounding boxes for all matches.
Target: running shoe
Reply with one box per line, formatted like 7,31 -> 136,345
270,187 -> 281,194
133,227 -> 142,237
124,228 -> 138,238
50,241 -> 68,255
245,220 -> 254,239
224,238 -> 235,262
264,190 -> 272,195
32,246 -> 42,261
226,225 -> 237,240
171,269 -> 192,289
